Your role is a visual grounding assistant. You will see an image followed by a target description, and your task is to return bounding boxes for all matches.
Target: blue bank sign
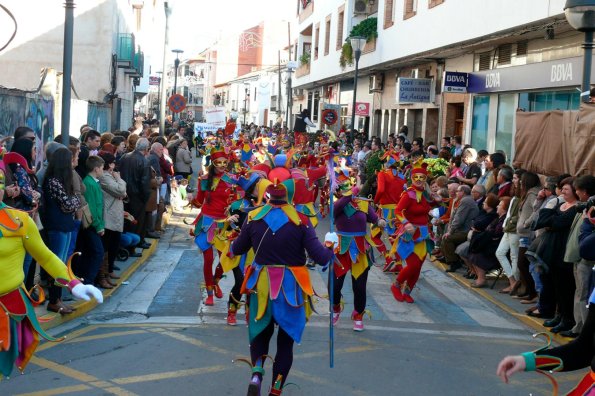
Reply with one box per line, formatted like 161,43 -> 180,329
397,78 -> 434,103
443,72 -> 468,93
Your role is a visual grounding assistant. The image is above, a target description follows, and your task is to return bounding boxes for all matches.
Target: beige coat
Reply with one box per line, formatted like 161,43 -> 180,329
175,146 -> 192,173
99,172 -> 127,232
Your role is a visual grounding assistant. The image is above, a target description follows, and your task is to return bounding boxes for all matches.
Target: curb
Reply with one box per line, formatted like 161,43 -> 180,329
39,240 -> 158,331
428,257 -> 569,345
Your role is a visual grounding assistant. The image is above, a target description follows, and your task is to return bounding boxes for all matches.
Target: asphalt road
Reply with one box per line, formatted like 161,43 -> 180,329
0,211 -> 586,396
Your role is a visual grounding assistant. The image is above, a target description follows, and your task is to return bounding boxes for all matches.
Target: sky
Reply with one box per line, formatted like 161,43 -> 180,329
168,0 -> 295,57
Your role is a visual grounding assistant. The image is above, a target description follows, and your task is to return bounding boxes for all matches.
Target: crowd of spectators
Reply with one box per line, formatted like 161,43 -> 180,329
1,120 -> 193,315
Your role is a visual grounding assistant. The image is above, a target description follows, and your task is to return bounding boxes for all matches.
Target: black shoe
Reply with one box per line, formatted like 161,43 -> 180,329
445,263 -> 461,273
543,316 -> 561,328
550,322 -> 574,334
559,330 -> 579,338
113,265 -> 121,271
129,251 -> 142,257
138,242 -> 151,249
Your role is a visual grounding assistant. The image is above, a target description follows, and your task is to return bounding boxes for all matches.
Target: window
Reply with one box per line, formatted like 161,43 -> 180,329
314,23 -> 320,60
478,51 -> 492,71
497,44 -> 512,65
384,0 -> 394,29
518,90 -> 580,112
312,91 -> 320,122
495,94 -> 515,158
429,0 -> 444,8
324,16 -> 331,56
336,8 -> 344,50
516,41 -> 528,57
471,95 -> 490,150
403,0 -> 417,20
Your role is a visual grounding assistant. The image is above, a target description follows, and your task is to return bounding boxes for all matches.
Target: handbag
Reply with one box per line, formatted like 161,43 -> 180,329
531,198 -> 560,231
81,203 -> 93,229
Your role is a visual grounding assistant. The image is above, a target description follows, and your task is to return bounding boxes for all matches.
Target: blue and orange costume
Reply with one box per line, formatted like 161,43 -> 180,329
231,178 -> 333,396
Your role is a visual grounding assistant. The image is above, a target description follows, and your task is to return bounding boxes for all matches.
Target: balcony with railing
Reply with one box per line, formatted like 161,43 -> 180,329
117,33 -> 135,68
126,47 -> 144,78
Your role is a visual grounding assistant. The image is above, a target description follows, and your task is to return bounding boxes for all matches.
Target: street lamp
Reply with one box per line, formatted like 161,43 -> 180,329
171,48 -> 184,121
243,81 -> 250,126
564,0 -> 595,102
349,36 -> 367,143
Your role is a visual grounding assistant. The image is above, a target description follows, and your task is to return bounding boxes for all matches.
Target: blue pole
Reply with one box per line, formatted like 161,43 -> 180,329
328,154 -> 335,368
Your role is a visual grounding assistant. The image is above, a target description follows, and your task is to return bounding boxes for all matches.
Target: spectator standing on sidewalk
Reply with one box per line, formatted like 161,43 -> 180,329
76,130 -> 101,178
119,138 -> 152,251
174,138 -> 193,180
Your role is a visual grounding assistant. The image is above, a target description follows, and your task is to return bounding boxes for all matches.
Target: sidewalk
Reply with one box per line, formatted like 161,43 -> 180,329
429,257 -> 573,345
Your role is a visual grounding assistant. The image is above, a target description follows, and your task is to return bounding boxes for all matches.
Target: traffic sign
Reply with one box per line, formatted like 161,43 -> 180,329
168,94 -> 186,113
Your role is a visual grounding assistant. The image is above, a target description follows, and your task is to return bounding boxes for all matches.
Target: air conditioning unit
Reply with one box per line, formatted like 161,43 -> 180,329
354,0 -> 368,15
369,73 -> 384,92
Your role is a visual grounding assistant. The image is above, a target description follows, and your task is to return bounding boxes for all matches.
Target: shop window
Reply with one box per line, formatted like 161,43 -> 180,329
471,95 -> 490,150
518,90 -> 580,112
495,94 -> 515,159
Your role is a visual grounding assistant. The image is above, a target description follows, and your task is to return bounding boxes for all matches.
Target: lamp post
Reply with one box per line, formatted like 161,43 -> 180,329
243,81 -> 250,126
171,48 -> 184,120
159,1 -> 171,135
286,60 -> 298,131
61,0 -> 75,142
349,36 -> 367,144
564,0 -> 595,102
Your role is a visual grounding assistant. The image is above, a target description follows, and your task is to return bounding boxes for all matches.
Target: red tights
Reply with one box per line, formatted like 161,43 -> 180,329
396,253 -> 424,289
202,248 -> 223,289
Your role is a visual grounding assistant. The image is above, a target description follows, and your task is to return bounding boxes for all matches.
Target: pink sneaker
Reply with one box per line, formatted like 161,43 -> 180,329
351,311 -> 364,332
332,304 -> 341,326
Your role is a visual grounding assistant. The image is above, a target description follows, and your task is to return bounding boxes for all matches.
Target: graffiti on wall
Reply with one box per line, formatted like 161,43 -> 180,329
0,90 -> 54,170
88,103 -> 110,132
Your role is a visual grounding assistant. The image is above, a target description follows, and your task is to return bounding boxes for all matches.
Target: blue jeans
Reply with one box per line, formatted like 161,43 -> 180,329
120,232 -> 141,248
68,219 -> 82,258
79,228 -> 104,285
48,230 -> 72,262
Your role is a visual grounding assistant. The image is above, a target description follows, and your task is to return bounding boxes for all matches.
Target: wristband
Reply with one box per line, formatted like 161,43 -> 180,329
67,279 -> 82,291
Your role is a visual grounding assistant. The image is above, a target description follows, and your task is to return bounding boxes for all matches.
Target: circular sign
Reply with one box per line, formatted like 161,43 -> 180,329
168,94 -> 186,113
321,109 -> 338,126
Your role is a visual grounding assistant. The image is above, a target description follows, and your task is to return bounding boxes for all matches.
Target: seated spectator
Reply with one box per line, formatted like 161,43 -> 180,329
457,193 -> 500,279
441,184 -> 479,272
478,152 -> 506,192
471,184 -> 487,211
490,165 -> 514,197
448,155 -> 464,181
456,148 -> 482,187
467,197 -> 511,287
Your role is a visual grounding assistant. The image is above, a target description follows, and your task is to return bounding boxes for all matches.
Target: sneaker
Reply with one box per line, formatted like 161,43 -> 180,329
332,312 -> 340,326
351,311 -> 364,332
213,284 -> 223,299
247,375 -> 261,396
390,283 -> 405,302
227,310 -> 237,326
204,294 -> 214,306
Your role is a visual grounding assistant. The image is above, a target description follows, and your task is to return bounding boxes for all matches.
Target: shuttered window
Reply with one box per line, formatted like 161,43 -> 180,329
336,8 -> 344,50
324,17 -> 331,56
384,0 -> 394,29
403,0 -> 417,20
516,41 -> 528,56
498,44 -> 512,65
478,52 -> 492,71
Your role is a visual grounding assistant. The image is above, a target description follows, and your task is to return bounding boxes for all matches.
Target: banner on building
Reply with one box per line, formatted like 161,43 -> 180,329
397,78 -> 435,103
204,106 -> 226,127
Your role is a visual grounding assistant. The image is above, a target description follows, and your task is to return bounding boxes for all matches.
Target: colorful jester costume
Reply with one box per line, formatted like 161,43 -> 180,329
373,151 -> 407,273
231,178 -> 333,396
389,162 -> 438,304
332,191 -> 380,331
190,146 -> 238,306
0,202 -> 84,378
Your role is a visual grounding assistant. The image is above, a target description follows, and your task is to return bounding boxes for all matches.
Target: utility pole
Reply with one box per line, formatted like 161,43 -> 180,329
61,0 -> 75,142
287,21 -> 293,131
278,51 -> 282,124
159,1 -> 171,136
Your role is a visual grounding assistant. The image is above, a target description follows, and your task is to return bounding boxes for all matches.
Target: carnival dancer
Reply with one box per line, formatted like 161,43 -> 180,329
188,145 -> 238,306
373,150 -> 407,273
332,173 -> 386,331
231,173 -> 337,396
0,162 -> 103,378
497,287 -> 595,395
389,160 -> 442,303
217,172 -> 270,326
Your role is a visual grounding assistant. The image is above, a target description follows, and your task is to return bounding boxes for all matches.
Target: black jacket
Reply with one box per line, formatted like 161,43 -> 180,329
119,151 -> 151,203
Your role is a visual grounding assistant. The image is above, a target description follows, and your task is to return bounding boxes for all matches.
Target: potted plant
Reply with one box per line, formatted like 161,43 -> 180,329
339,17 -> 378,68
300,51 -> 311,66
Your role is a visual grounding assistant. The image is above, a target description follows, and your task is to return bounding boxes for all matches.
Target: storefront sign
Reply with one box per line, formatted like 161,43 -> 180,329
355,102 -> 370,116
149,76 -> 161,86
397,78 -> 434,103
443,72 -> 468,93
468,56 -> 591,93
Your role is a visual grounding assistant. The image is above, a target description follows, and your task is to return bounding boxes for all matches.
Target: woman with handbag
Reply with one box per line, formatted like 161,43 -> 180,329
42,148 -> 82,314
467,197 -> 511,288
